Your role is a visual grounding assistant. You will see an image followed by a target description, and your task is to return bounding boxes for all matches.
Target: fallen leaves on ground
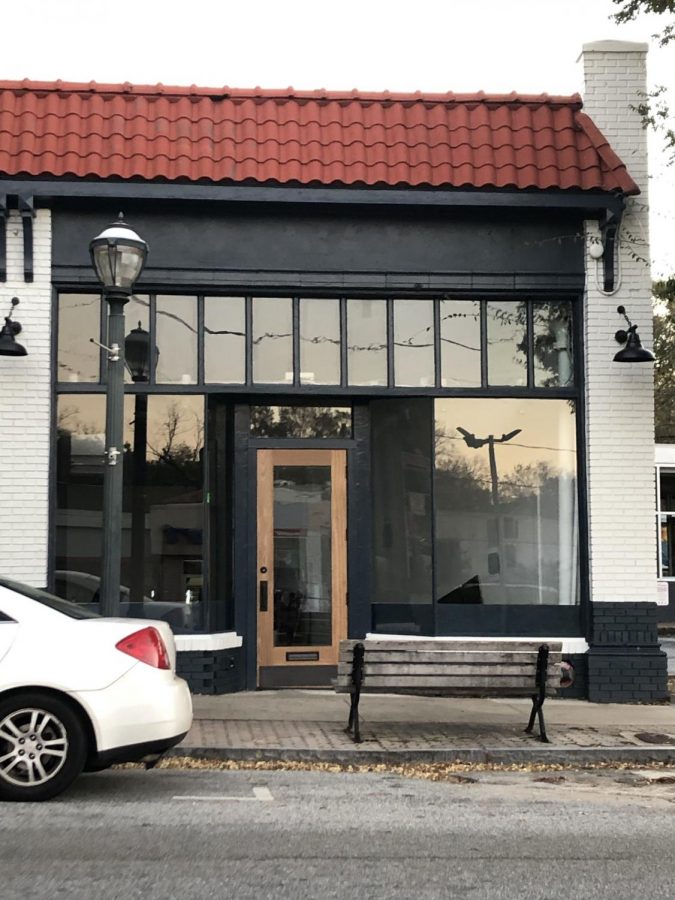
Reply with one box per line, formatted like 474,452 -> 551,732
120,756 -> 675,784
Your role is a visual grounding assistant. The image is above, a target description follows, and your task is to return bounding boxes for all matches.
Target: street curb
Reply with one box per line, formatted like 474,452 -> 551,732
167,745 -> 675,767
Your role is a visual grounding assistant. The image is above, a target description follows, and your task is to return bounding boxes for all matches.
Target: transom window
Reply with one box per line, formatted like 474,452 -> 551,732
57,294 -> 575,392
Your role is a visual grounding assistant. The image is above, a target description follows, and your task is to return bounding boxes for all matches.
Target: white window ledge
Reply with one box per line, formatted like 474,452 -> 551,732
175,632 -> 243,652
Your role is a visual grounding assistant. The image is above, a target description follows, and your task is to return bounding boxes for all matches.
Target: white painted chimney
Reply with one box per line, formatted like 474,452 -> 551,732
579,41 -> 656,605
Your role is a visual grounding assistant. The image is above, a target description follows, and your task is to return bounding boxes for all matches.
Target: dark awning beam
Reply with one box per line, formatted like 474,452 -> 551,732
0,177 -> 626,219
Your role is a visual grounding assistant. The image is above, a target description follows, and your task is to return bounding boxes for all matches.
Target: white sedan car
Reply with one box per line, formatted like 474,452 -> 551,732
0,576 -> 193,802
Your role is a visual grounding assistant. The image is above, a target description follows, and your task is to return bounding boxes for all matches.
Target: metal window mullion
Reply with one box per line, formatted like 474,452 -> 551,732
197,294 -> 205,386
99,291 -> 107,385
387,298 -> 394,388
480,299 -> 488,388
149,294 -> 157,385
526,301 -> 535,388
245,295 -> 253,386
293,296 -> 300,387
433,297 -> 441,389
340,297 -> 348,387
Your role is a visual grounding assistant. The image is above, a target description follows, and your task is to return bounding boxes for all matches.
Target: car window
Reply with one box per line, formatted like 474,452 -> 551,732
54,576 -> 97,605
0,610 -> 16,622
0,578 -> 101,619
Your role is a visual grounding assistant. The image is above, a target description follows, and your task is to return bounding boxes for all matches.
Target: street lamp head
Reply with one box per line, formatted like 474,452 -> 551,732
125,321 -> 158,383
89,213 -> 148,293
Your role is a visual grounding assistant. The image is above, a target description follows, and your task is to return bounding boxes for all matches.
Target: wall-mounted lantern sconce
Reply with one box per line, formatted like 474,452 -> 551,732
0,297 -> 27,356
588,235 -> 604,260
614,305 -> 655,363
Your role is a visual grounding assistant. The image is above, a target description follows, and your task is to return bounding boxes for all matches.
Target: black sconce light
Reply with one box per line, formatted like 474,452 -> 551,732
614,305 -> 655,363
0,297 -> 27,356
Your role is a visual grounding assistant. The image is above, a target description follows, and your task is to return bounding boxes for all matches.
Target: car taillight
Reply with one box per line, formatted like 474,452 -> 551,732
116,626 -> 171,670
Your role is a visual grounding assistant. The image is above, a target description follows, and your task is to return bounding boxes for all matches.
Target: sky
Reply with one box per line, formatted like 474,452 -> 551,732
3,0 -> 674,276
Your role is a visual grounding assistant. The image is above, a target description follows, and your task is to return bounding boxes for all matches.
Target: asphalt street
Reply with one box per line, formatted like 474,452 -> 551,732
2,767 -> 675,899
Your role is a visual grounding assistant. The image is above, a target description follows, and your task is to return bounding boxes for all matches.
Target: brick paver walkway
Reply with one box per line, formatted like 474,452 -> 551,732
179,717 -> 668,754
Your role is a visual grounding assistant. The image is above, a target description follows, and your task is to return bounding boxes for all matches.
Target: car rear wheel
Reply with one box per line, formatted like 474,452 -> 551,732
0,692 -> 87,802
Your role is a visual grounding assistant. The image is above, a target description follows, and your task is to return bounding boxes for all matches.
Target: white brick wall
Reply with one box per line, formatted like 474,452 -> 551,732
0,209 -> 52,585
581,42 -> 656,603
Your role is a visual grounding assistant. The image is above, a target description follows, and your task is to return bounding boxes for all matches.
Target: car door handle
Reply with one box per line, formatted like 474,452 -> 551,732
259,580 -> 268,612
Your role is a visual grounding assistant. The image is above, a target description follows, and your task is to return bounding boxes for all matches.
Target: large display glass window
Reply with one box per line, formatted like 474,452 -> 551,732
55,394 -> 206,632
434,398 -> 579,606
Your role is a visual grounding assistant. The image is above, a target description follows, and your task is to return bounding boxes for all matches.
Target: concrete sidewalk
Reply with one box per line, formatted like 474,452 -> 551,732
170,690 -> 675,766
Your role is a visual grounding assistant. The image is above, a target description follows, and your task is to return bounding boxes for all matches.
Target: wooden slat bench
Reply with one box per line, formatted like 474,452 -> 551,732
335,640 -> 563,744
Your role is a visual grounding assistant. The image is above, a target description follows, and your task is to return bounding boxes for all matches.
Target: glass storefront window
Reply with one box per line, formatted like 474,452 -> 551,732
57,294 -> 101,383
300,298 -> 341,385
253,297 -> 293,384
250,406 -> 352,438
156,295 -> 198,384
657,468 -> 675,579
393,299 -> 435,387
434,398 -> 579,606
55,394 -> 206,632
347,299 -> 387,386
204,296 -> 246,383
371,399 -> 434,633
123,295 -> 151,384
533,300 -> 574,387
440,298 -> 481,388
487,301 -> 527,386
57,292 -> 575,393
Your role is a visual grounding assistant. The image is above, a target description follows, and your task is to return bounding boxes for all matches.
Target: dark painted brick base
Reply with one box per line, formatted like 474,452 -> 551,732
588,603 -> 669,703
177,647 -> 245,694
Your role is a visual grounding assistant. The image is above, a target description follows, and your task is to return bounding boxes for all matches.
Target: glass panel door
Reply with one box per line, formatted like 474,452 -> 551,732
257,449 -> 347,673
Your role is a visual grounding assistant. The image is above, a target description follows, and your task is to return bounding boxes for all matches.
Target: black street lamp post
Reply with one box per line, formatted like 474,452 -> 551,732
90,215 -> 148,617
125,322 -> 156,606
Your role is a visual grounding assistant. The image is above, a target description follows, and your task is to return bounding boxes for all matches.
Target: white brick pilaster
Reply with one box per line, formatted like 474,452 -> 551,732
581,42 -> 655,603
0,209 -> 52,586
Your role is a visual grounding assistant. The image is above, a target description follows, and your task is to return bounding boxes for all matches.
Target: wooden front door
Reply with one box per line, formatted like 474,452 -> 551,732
256,449 -> 347,682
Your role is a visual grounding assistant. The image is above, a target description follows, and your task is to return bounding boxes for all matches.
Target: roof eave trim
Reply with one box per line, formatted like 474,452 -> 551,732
0,177 -> 627,217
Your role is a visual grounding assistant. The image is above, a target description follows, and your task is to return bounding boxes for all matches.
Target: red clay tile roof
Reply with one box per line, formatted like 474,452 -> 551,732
0,80 -> 639,194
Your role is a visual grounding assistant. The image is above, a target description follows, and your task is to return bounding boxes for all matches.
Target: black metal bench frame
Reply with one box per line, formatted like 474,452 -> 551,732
345,642 -> 553,744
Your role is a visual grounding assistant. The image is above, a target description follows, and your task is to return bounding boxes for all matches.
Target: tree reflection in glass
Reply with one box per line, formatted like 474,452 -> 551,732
533,301 -> 574,387
487,301 -> 527,386
250,406 -> 352,438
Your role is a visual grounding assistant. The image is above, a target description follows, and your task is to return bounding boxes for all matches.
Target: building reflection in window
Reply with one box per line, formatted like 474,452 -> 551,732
434,398 -> 579,606
55,394 -> 205,632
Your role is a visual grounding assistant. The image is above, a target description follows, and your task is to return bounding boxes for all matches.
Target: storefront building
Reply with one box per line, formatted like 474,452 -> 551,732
0,42 -> 667,699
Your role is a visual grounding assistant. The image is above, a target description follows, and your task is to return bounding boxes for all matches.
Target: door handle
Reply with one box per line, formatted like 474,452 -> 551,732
259,580 -> 268,612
